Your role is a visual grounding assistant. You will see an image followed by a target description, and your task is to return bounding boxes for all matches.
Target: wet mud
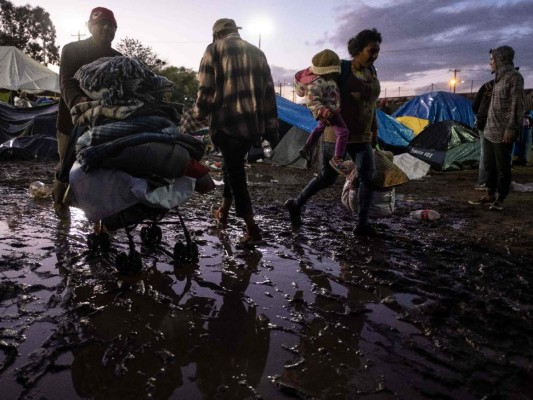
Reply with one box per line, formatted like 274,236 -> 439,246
1,160 -> 533,399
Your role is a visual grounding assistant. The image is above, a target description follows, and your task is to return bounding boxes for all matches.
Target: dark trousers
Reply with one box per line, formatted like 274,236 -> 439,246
295,141 -> 375,225
214,132 -> 253,218
483,138 -> 513,200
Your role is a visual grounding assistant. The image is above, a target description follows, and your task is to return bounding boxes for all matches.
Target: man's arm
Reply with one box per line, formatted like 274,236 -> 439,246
194,47 -> 216,120
503,74 -> 525,143
60,44 -> 91,109
262,61 -> 279,143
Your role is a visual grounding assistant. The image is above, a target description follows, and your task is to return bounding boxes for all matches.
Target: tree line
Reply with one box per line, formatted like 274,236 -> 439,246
0,0 -> 198,105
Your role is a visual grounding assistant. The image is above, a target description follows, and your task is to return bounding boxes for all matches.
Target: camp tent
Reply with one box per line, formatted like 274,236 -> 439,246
395,116 -> 429,135
271,95 -> 319,168
0,101 -> 58,160
0,46 -> 59,93
376,110 -> 415,152
272,96 -> 417,168
407,120 -> 480,171
393,91 -> 475,128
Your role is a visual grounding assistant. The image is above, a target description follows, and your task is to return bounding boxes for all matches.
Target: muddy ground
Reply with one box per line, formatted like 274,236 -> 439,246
1,159 -> 533,400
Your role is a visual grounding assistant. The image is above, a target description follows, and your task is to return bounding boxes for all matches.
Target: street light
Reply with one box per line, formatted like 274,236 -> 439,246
449,68 -> 461,93
248,17 -> 273,49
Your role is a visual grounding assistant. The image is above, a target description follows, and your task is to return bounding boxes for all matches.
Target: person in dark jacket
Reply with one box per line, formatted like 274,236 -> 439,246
52,7 -> 122,220
472,79 -> 494,190
285,28 -> 382,237
469,46 -> 524,211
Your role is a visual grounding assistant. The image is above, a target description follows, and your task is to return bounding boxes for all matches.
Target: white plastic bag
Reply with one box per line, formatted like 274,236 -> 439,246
341,170 -> 396,217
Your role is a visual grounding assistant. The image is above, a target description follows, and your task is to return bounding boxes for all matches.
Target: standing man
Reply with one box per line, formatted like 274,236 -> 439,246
53,7 -> 121,220
195,18 -> 278,246
470,46 -> 524,211
285,28 -> 382,237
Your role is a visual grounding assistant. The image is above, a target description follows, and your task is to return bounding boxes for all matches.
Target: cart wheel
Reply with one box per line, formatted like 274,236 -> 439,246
141,225 -> 162,246
115,252 -> 129,273
99,232 -> 111,252
88,232 -> 111,253
173,242 -> 188,263
115,251 -> 143,274
87,233 -> 100,252
189,242 -> 199,262
129,251 -> 143,273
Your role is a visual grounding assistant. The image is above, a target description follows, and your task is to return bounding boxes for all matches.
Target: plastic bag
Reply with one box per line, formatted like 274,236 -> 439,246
28,181 -> 52,198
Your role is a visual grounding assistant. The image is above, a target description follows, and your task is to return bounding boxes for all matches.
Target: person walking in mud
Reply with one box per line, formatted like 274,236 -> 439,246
285,28 -> 382,237
295,49 -> 351,175
52,7 -> 122,220
195,18 -> 278,246
469,46 -> 524,211
472,79 -> 494,191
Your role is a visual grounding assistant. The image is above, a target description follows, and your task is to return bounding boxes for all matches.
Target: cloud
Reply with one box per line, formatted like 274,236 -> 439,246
327,0 -> 533,95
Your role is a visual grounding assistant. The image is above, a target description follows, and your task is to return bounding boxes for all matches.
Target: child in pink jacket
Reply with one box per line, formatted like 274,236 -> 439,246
295,49 -> 350,174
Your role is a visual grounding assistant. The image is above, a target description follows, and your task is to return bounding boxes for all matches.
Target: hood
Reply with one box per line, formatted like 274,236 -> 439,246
295,67 -> 319,85
490,45 -> 514,70
294,67 -> 320,98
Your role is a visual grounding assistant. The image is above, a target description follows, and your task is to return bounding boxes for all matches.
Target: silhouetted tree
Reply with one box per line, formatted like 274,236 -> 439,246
116,37 -> 166,71
0,0 -> 59,65
158,66 -> 199,106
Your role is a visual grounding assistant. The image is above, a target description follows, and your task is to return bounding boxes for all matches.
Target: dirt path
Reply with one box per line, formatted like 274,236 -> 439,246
1,160 -> 532,399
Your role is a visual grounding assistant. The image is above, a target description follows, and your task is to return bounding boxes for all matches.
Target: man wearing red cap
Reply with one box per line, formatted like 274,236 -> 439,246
52,7 -> 121,220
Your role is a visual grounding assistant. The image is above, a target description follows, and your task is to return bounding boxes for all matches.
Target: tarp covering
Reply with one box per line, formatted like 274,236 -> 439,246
276,95 -> 317,133
0,101 -> 58,159
395,116 -> 429,135
408,120 -> 480,171
376,110 -> 414,150
393,91 -> 475,128
0,46 -> 59,93
271,126 -> 321,169
0,101 -> 58,137
0,135 -> 58,160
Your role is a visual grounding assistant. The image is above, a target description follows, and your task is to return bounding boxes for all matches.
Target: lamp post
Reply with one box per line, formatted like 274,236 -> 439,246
249,17 -> 273,51
449,68 -> 461,93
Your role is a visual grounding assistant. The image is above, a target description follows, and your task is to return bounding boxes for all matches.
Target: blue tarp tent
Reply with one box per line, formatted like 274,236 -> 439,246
376,110 -> 414,151
276,95 -> 317,133
392,91 -> 475,128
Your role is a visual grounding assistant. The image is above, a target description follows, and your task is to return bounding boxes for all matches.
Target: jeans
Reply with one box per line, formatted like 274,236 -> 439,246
295,141 -> 376,225
477,135 -> 487,185
483,138 -> 513,200
215,132 -> 253,218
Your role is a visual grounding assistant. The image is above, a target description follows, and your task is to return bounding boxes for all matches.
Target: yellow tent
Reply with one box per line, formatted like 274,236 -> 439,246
396,116 -> 429,136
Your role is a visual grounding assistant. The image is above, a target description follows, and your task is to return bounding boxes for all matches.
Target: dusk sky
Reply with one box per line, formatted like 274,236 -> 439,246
12,0 -> 533,98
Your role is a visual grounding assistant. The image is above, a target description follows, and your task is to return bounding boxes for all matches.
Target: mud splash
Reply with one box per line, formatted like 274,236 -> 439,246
1,160 -> 532,399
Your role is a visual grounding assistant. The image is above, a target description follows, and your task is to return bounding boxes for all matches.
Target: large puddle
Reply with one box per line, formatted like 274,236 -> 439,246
1,161 -> 532,399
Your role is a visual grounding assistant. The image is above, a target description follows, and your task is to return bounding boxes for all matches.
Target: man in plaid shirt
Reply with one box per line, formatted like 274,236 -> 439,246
195,18 -> 278,246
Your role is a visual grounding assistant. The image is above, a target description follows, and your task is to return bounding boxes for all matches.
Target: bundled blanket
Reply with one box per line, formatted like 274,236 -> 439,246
74,56 -> 175,107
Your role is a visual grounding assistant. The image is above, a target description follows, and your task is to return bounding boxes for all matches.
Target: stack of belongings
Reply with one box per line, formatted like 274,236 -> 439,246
66,56 -> 213,222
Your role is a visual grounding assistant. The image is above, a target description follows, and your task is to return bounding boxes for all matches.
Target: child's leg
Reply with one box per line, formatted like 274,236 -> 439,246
331,112 -> 349,159
306,120 -> 326,147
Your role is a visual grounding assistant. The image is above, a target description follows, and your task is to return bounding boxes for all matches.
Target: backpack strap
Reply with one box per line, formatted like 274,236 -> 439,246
338,59 -> 351,88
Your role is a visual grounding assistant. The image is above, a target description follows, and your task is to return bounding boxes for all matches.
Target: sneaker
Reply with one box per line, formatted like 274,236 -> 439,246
354,224 -> 378,237
489,200 -> 504,211
211,205 -> 228,227
299,146 -> 312,162
238,224 -> 264,247
329,159 -> 352,176
468,195 -> 495,205
284,199 -> 302,225
474,183 -> 487,191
